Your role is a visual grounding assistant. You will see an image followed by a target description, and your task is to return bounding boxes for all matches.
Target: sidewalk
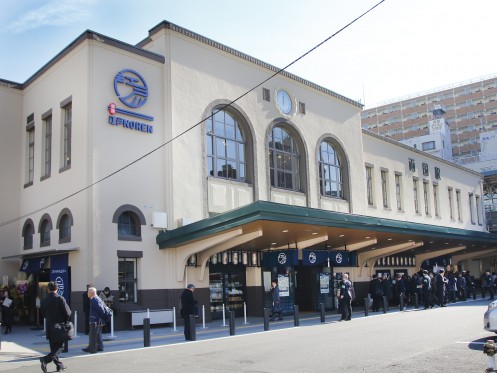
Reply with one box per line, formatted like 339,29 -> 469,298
0,299 -> 486,371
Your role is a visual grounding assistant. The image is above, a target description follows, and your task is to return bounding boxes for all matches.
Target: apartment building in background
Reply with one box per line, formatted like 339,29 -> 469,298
361,75 -> 497,231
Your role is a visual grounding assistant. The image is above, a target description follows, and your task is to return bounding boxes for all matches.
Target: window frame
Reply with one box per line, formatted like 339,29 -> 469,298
206,109 -> 247,182
269,125 -> 301,191
112,204 -> 146,242
380,169 -> 389,209
318,141 -> 343,199
366,165 -> 374,206
41,110 -> 52,180
118,257 -> 138,303
60,98 -> 72,172
395,172 -> 403,211
413,178 -> 420,214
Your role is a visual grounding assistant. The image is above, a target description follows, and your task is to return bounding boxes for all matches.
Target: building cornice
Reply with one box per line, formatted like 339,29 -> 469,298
138,21 -> 363,109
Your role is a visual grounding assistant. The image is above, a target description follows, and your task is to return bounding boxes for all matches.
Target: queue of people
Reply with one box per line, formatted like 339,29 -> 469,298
367,269 -> 487,310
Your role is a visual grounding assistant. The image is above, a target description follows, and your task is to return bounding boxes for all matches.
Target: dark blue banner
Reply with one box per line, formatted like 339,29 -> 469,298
302,250 -> 356,267
50,254 -> 70,304
19,257 -> 47,272
262,250 -> 298,267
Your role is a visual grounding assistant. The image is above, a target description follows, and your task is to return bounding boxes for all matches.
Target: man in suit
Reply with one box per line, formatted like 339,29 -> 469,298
180,284 -> 197,341
338,273 -> 352,321
40,281 -> 72,373
82,287 -> 106,352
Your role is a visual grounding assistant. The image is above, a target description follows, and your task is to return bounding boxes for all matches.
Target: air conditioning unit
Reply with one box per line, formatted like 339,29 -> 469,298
152,212 -> 168,229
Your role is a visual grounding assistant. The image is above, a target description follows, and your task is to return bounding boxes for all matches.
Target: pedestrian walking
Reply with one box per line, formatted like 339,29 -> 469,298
270,281 -> 283,321
338,273 -> 352,321
40,281 -> 72,373
369,274 -> 383,312
82,287 -> 106,352
180,284 -> 198,341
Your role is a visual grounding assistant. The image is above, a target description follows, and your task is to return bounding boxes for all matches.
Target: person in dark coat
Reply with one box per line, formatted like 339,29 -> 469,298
40,281 -> 72,373
180,284 -> 197,341
338,273 -> 352,321
82,287 -> 107,352
270,281 -> 283,321
436,270 -> 447,307
1,289 -> 14,334
82,284 -> 91,335
421,270 -> 433,309
395,274 -> 407,307
382,274 -> 393,309
368,274 -> 382,312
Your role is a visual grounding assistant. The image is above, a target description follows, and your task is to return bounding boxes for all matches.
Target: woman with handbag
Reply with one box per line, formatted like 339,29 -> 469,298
40,281 -> 72,373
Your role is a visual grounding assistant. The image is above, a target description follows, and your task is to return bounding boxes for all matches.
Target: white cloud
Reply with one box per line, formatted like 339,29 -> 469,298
7,0 -> 97,33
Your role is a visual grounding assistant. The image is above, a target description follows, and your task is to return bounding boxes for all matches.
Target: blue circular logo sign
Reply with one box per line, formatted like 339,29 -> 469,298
277,253 -> 287,265
55,276 -> 64,296
113,69 -> 149,108
335,253 -> 343,264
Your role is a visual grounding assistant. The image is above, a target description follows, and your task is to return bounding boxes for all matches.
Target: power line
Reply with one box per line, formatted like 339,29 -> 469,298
0,0 -> 386,228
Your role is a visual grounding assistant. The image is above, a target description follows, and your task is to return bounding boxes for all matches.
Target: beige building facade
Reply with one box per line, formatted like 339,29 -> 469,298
0,22 -> 495,329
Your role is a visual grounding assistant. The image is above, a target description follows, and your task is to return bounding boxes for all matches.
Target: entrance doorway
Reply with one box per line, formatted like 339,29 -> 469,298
294,265 -> 317,312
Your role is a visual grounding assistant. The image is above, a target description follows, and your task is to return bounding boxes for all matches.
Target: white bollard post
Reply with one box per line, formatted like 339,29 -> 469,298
173,306 -> 177,332
222,304 -> 227,327
44,318 -> 46,333
484,340 -> 497,372
147,308 -> 150,319
202,305 -> 207,329
243,302 -> 249,324
110,311 -> 115,338
74,311 -> 78,338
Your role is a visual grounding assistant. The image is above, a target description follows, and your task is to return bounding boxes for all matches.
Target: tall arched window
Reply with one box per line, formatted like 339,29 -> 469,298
269,126 -> 300,191
206,110 -> 246,181
22,219 -> 34,250
319,141 -> 343,198
57,208 -> 74,243
40,219 -> 51,246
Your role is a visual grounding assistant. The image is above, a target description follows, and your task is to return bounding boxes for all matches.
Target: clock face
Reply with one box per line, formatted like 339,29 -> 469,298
276,90 -> 292,115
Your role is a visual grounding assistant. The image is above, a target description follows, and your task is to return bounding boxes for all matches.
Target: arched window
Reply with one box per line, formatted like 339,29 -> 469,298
319,141 -> 343,198
269,126 -> 300,191
118,212 -> 139,237
59,215 -> 71,240
206,109 -> 246,181
39,218 -> 52,246
112,205 -> 146,241
22,219 -> 34,250
57,208 -> 74,243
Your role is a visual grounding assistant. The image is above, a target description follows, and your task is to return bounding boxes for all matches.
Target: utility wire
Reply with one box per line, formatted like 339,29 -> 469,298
0,0 -> 386,228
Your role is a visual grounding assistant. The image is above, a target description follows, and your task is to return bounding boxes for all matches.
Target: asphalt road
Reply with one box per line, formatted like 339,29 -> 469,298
10,300 -> 496,372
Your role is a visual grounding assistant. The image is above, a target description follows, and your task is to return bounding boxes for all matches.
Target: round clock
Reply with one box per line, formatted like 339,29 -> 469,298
276,90 -> 292,115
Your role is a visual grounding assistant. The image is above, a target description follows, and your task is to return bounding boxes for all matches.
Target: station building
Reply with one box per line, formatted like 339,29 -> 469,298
0,21 -> 495,330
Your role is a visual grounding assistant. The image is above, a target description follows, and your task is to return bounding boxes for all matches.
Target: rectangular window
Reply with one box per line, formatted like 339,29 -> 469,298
395,173 -> 402,211
448,187 -> 454,220
118,257 -> 138,303
298,101 -> 306,115
25,114 -> 35,187
476,195 -> 482,225
41,111 -> 52,180
61,100 -> 72,171
456,190 -> 462,221
423,181 -> 430,215
433,183 -> 439,217
381,170 -> 389,208
413,178 -> 419,214
262,88 -> 270,102
422,141 -> 436,151
469,193 -> 475,224
366,165 -> 374,206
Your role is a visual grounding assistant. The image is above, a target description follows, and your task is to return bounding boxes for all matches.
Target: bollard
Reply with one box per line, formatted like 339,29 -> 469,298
143,318 -> 151,347
484,340 -> 497,372
173,306 -> 177,332
320,303 -> 325,323
414,293 -> 419,309
229,311 -> 235,336
382,296 -> 388,314
473,287 -> 477,300
189,314 -> 197,341
400,293 -> 405,311
263,308 -> 270,331
222,304 -> 227,327
202,305 -> 206,329
364,298 -> 369,317
294,305 -> 300,326
74,311 -> 78,338
89,322 -> 97,354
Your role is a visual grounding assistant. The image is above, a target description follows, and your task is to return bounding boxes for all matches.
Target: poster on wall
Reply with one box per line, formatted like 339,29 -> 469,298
320,273 -> 330,294
278,274 -> 290,297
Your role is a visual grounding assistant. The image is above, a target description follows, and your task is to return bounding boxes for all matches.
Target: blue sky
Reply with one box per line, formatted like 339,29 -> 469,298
1,0 -> 496,107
